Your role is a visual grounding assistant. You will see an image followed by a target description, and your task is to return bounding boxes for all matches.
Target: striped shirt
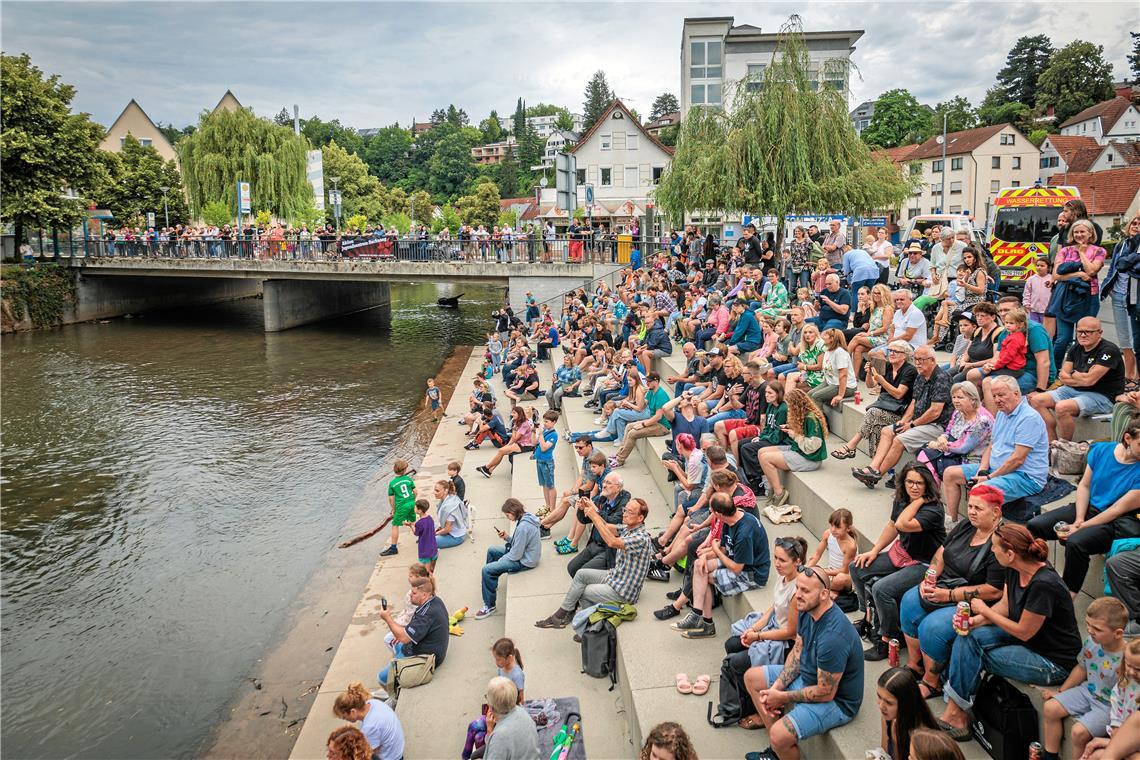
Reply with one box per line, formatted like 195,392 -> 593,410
607,524 -> 653,603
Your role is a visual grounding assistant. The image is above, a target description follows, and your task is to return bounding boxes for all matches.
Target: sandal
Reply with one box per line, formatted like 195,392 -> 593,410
675,674 -> 693,694
556,542 -> 578,555
936,718 -> 973,742
738,715 -> 764,730
691,674 -> 711,696
919,681 -> 944,700
830,446 -> 856,460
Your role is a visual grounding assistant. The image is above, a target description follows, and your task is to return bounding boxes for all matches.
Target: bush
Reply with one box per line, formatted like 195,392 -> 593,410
381,212 -> 412,234
1,264 -> 76,326
201,200 -> 232,227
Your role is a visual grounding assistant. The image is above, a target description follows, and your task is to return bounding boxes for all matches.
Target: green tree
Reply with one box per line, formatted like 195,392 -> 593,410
994,35 -> 1055,110
977,88 -> 1034,131
497,208 -> 519,228
657,124 -> 679,147
456,179 -> 500,228
321,139 -> 381,218
1130,31 -> 1140,84
200,200 -> 233,227
273,107 -> 292,127
428,130 -> 477,200
860,88 -> 930,148
929,96 -> 978,134
524,103 -> 562,117
479,111 -> 504,143
95,135 -> 190,226
445,104 -> 469,127
431,202 -> 461,234
553,110 -> 575,131
361,124 -> 412,184
0,53 -> 107,244
582,70 -> 614,129
650,93 -> 680,121
408,189 -> 434,224
493,147 -> 522,197
156,121 -> 196,145
656,17 -> 913,247
178,106 -> 311,220
1036,40 -> 1116,124
301,116 -> 362,155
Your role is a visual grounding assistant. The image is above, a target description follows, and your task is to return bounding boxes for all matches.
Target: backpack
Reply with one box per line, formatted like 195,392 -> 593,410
580,619 -> 618,691
970,674 -> 1039,760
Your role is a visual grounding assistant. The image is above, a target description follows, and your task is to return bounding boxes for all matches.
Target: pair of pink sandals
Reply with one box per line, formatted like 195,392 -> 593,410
675,673 -> 711,695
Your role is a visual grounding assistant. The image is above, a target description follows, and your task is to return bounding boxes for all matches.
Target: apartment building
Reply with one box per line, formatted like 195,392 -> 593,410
470,136 -> 517,165
527,112 -> 585,139
850,100 -> 875,135
679,16 -> 863,117
1058,96 -> 1140,145
541,129 -> 579,168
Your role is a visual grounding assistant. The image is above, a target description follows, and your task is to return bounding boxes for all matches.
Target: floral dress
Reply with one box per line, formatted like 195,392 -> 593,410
943,407 -> 995,462
787,240 -> 812,273
867,307 -> 888,347
800,339 -> 827,386
758,282 -> 790,319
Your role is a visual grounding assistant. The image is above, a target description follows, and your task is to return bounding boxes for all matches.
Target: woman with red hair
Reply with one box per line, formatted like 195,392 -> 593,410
936,522 -> 1082,741
897,484 -> 1006,700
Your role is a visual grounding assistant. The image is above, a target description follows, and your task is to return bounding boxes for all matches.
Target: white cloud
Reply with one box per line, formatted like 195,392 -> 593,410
2,1 -> 1133,130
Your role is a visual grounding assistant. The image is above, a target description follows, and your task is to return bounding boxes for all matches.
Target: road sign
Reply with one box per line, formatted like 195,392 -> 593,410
146,212 -> 155,228
237,181 -> 252,213
585,185 -> 595,206
858,217 -> 888,227
555,152 -> 577,215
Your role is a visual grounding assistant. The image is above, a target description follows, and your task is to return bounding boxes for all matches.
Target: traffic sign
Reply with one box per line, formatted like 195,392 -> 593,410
146,212 -> 155,228
237,181 -> 252,213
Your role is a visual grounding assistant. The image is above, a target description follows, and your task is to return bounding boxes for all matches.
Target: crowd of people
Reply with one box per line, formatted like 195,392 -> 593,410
325,213 -> 1140,760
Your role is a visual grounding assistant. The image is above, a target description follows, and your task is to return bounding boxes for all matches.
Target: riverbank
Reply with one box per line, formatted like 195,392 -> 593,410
202,346 -> 469,759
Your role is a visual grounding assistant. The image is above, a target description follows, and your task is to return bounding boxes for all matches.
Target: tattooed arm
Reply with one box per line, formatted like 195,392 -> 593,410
784,668 -> 842,704
772,637 -> 802,691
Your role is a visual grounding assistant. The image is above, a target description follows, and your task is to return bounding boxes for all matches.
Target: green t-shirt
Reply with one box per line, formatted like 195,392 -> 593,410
387,474 -> 416,513
758,403 -> 789,444
792,414 -> 827,462
647,386 -> 672,430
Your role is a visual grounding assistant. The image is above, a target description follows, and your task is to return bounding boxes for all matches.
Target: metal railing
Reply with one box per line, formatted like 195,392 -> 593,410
36,235 -> 671,266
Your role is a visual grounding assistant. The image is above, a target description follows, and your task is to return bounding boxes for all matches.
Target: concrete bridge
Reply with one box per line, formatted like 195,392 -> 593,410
69,258 -> 623,331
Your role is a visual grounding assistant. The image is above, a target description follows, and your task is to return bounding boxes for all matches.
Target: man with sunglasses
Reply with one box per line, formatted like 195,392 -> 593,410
742,565 -> 864,760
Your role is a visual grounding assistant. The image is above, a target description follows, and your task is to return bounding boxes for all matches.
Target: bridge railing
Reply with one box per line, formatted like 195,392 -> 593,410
63,236 -> 673,266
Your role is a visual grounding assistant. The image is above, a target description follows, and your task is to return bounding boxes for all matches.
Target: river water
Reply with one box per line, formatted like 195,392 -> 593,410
0,283 -> 500,759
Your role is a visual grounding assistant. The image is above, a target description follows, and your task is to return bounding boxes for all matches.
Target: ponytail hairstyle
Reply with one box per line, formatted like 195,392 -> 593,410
674,433 -> 696,453
995,523 -> 1049,563
1117,638 -> 1140,688
829,508 -> 856,540
436,478 -> 457,497
492,637 -> 524,670
332,682 -> 371,718
774,535 -> 809,564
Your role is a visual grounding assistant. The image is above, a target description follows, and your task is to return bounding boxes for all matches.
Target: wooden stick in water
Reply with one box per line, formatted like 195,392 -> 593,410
339,514 -> 394,549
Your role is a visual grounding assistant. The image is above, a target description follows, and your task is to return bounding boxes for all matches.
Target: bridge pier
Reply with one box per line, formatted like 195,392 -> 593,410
262,279 -> 390,332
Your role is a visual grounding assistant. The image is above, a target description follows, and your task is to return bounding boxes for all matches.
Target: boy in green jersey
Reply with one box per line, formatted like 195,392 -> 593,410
381,458 -> 417,557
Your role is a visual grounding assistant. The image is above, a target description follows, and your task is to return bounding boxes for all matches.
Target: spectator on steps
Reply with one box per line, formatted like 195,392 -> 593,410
851,346 -> 951,490
876,668 -> 940,760
940,376 -> 1048,521
533,498 -> 653,629
333,682 -> 406,760
851,463 -> 946,662
831,340 -> 916,460
564,472 -> 631,575
1027,419 -> 1140,597
481,676 -> 540,760
979,297 -> 1054,409
377,575 -> 450,689
546,353 -> 581,411
327,726 -> 373,760
476,406 -> 534,478
1107,547 -> 1140,637
935,524 -> 1081,742
537,439 -> 601,539
914,381 -> 994,494
475,499 -> 542,620
757,389 -> 828,508
1100,213 -> 1140,389
610,374 -> 673,468
867,289 -> 927,365
1030,316 -> 1125,441
639,722 -> 699,760
1049,219 -> 1107,372
807,273 -> 852,332
741,565 -> 865,760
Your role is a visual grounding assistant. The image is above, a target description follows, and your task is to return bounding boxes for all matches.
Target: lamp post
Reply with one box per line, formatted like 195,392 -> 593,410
940,112 -> 947,214
160,186 -> 170,228
329,176 -> 341,233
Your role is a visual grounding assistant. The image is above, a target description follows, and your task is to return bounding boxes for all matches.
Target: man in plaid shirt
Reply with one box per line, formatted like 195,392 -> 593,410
535,498 -> 653,629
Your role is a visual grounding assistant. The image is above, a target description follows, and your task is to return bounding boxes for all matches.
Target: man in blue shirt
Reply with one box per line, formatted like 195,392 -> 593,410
942,375 -> 1049,514
808,274 -> 852,332
741,567 -> 864,760
842,245 -> 881,297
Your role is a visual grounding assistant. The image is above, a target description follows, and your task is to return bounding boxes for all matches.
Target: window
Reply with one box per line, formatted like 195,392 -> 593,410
1011,180 -> 1021,187
627,133 -> 639,150
140,138 -> 153,147
1000,134 -> 1015,145
652,166 -> 664,184
932,159 -> 944,172
689,38 -> 722,79
1012,156 -> 1021,169
931,182 -> 943,195
691,83 -> 721,106
991,156 -> 1001,169
949,205 -> 962,213
990,180 -> 1000,193
600,167 -> 612,187
600,133 -> 612,151
746,63 -> 765,92
575,169 -> 586,185
951,157 -> 963,171
624,166 -> 638,188
858,119 -> 869,129
950,181 -> 962,194
908,208 -> 920,219
690,83 -> 705,105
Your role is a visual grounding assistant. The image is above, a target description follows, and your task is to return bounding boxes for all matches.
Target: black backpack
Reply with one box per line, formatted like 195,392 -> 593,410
580,619 -> 618,691
970,673 -> 1039,760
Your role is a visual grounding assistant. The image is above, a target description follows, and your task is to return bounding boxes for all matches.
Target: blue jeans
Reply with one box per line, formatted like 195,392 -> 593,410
773,362 -> 797,377
1111,291 -> 1140,355
706,408 -> 747,425
437,533 -> 465,550
695,327 -> 716,350
900,587 -> 958,667
378,641 -> 407,687
945,624 -> 1069,710
787,269 -> 810,294
481,545 -> 527,608
730,340 -> 760,353
607,407 -> 651,441
851,278 -> 878,298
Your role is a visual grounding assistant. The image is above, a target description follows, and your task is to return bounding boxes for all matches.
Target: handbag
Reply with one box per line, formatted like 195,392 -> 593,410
869,393 -> 908,415
763,503 -> 803,525
1049,439 -> 1090,477
385,653 -> 436,698
887,538 -> 918,568
970,673 -> 1039,760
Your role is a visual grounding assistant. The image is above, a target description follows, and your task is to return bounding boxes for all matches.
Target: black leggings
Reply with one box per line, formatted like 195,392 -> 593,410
1027,504 -> 1119,593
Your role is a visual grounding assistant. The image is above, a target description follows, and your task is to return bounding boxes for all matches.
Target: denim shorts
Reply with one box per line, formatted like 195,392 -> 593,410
1053,684 -> 1111,736
958,463 -> 1043,501
1048,384 -> 1114,415
762,665 -> 854,740
536,459 -> 555,488
1112,291 -> 1135,348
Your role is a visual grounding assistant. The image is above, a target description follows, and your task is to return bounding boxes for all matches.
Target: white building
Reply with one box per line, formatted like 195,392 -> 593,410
1057,96 -> 1140,145
850,100 -> 875,135
537,100 -> 673,231
526,112 -> 585,139
541,129 -> 579,168
680,17 -> 863,117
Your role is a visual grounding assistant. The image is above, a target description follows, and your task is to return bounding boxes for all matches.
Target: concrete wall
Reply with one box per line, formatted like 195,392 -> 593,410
262,279 -> 390,332
508,265 -> 623,315
70,274 -> 261,323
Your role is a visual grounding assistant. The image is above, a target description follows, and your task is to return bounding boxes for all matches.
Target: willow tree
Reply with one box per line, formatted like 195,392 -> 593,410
656,16 -> 914,243
178,107 -> 311,220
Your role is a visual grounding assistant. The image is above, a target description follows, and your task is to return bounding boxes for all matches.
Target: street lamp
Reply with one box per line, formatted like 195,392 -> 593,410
329,176 -> 341,233
159,186 -> 170,228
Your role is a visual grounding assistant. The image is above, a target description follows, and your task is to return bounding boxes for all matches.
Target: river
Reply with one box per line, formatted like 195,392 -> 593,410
0,282 -> 501,759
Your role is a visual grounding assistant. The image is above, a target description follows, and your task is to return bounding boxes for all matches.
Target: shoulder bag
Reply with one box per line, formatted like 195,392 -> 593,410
385,653 -> 436,699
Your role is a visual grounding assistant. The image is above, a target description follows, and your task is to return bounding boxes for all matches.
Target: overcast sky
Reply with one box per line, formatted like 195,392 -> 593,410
2,1 -> 1135,131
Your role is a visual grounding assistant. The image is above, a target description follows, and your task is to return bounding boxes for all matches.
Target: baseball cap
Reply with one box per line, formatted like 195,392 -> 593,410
958,311 -> 978,325
707,347 -> 722,357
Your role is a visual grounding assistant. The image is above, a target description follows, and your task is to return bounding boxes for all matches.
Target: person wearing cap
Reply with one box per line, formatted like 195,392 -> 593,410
524,291 -> 539,326
895,242 -> 933,302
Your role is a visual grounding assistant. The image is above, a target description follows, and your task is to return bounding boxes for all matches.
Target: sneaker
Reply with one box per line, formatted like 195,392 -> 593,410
671,611 -> 703,631
556,542 -> 578,555
379,545 -> 399,557
607,455 -> 621,469
540,527 -> 552,540
464,441 -> 478,450
653,604 -> 681,621
593,417 -> 606,425
745,747 -> 780,760
863,639 -> 890,662
681,618 -> 717,639
474,606 -> 496,620
554,536 -> 570,548
666,588 -> 683,601
884,470 -> 896,489
476,465 -> 492,478
647,566 -> 671,583
767,490 -> 790,508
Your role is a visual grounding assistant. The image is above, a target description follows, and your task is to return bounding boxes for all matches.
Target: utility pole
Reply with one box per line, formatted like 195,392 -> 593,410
160,186 -> 170,228
940,112 -> 948,214
329,176 -> 341,233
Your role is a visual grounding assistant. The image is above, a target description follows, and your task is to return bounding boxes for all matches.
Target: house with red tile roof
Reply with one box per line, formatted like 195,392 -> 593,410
1058,97 -> 1140,145
1048,168 -> 1140,230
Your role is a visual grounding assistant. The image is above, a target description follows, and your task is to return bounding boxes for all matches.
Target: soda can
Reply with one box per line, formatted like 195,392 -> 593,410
954,601 -> 971,636
1028,741 -> 1043,760
888,638 -> 899,667
1054,521 -> 1069,538
853,390 -> 862,405
924,567 -> 938,585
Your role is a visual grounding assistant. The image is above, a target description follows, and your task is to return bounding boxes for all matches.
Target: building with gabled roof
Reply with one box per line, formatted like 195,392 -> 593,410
99,99 -> 179,164
212,89 -> 243,114
1058,96 -> 1140,145
1048,168 -> 1140,229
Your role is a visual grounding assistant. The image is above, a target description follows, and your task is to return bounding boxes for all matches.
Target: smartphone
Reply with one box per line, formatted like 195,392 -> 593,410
380,596 -> 388,610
